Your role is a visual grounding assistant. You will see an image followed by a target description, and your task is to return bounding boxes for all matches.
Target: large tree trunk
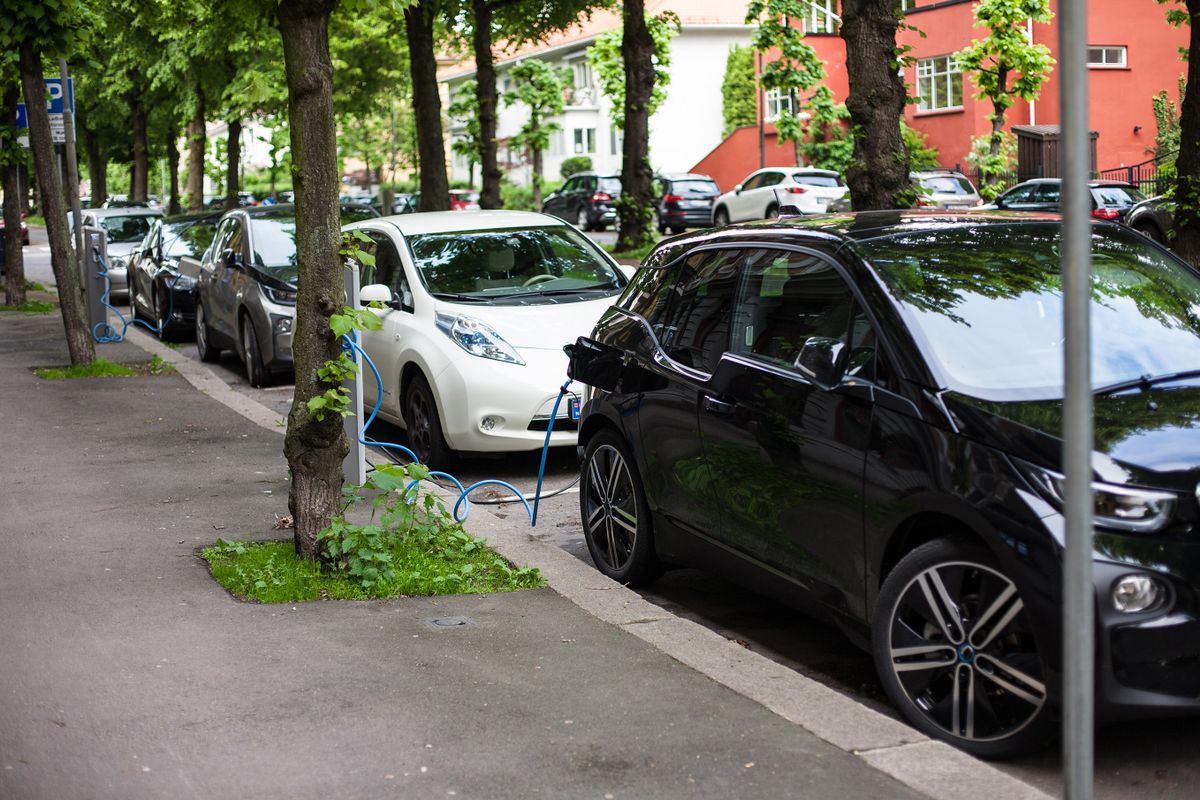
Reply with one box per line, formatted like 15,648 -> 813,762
840,0 -> 911,210
3,85 -> 26,307
472,0 -> 501,209
18,163 -> 29,214
83,128 -> 107,206
186,88 -> 206,211
225,118 -> 242,210
531,134 -> 543,208
130,90 -> 149,202
1173,0 -> 1200,267
278,0 -> 348,561
615,0 -> 655,251
19,41 -> 94,365
405,1 -> 450,211
167,125 -> 182,215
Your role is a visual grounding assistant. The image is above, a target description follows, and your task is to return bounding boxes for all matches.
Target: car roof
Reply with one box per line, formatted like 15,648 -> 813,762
1009,178 -> 1137,189
85,207 -> 163,218
567,171 -> 620,179
367,209 -> 569,236
661,173 -> 715,181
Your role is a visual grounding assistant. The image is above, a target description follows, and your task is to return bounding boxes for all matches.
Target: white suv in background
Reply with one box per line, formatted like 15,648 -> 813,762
711,168 -> 848,225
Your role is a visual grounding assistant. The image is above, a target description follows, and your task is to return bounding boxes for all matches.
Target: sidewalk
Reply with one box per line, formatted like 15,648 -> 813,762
0,313 -> 1048,799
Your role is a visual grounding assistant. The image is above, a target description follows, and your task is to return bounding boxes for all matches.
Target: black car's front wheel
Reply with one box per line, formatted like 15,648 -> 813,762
579,430 -> 660,586
873,539 -> 1052,759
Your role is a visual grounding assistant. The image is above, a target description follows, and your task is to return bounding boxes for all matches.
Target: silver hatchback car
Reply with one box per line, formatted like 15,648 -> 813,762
911,169 -> 981,209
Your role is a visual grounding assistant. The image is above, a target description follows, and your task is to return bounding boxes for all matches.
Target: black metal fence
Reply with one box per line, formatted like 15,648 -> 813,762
948,150 -> 1175,199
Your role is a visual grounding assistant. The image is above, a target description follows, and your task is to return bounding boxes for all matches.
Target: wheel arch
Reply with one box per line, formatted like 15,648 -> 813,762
877,511 -> 989,591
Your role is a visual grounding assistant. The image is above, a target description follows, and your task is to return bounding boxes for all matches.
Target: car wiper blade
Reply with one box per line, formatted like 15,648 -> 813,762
528,286 -> 618,297
430,292 -> 486,302
1093,369 -> 1200,396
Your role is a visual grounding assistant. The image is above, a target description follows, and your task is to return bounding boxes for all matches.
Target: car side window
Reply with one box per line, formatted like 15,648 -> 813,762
1035,184 -> 1061,204
1001,185 -> 1036,205
845,304 -> 887,386
207,220 -> 233,262
741,174 -> 765,192
760,172 -> 785,188
366,232 -> 414,312
731,249 -> 855,372
655,249 -> 740,373
561,177 -> 579,194
225,219 -> 245,258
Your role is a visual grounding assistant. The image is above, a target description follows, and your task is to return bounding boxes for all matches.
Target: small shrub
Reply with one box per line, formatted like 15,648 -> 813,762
560,156 -> 592,180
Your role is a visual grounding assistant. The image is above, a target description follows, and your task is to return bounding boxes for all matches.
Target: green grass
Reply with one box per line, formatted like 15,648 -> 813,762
0,300 -> 55,314
23,280 -> 47,292
35,358 -> 136,380
603,238 -> 659,263
201,533 -> 544,603
24,214 -> 45,227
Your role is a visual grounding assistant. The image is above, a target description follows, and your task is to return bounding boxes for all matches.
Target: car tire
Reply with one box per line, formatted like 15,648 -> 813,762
765,203 -> 779,219
872,539 -> 1053,760
657,221 -> 667,234
580,429 -> 661,586
241,314 -> 268,388
195,302 -> 221,362
713,207 -> 730,227
576,207 -> 591,232
1134,222 -> 1165,245
128,281 -> 141,322
670,226 -> 685,235
404,373 -> 455,469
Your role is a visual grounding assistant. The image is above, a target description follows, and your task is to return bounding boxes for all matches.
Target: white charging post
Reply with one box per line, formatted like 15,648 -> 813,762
343,259 -> 366,486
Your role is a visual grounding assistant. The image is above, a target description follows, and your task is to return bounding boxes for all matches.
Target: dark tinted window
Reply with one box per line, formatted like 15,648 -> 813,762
655,249 -> 740,373
919,176 -> 975,195
1000,184 -> 1037,204
1034,183 -> 1061,204
668,179 -> 719,196
597,177 -> 621,195
249,217 -> 299,279
100,214 -> 156,243
363,232 -> 413,312
732,250 -> 854,369
622,264 -> 681,323
1094,186 -> 1146,207
741,174 -> 767,192
164,219 -> 220,258
759,172 -> 786,188
793,173 -> 844,188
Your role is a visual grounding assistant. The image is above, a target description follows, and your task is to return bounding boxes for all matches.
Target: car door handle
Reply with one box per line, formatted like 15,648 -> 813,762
702,395 -> 735,415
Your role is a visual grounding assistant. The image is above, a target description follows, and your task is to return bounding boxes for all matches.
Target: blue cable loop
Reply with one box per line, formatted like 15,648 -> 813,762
90,249 -> 181,343
342,330 -> 570,527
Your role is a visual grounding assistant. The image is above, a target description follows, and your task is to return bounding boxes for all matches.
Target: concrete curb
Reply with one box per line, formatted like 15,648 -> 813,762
122,327 -> 1053,800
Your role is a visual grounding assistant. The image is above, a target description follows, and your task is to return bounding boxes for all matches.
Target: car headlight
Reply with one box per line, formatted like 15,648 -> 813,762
1021,462 -> 1177,533
263,285 -> 297,305
435,312 -> 525,365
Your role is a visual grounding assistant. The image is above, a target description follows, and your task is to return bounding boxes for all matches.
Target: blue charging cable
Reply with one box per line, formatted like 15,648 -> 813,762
90,248 -> 181,343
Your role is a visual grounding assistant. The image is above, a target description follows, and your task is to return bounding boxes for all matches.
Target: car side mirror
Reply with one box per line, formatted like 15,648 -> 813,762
360,282 -> 400,309
734,183 -> 743,195
221,248 -> 243,269
794,336 -> 846,387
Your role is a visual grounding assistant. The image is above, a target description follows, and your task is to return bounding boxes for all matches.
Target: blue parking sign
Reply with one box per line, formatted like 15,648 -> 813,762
15,103 -> 26,129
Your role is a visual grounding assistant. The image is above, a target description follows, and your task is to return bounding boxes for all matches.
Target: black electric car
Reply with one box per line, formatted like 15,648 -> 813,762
128,211 -> 222,341
571,211 -> 1200,758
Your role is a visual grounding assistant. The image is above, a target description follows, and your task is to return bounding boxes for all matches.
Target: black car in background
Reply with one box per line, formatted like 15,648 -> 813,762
572,211 -> 1200,758
655,173 -> 721,235
541,172 -> 621,231
1125,195 -> 1174,245
988,178 -> 1147,222
128,212 -> 222,341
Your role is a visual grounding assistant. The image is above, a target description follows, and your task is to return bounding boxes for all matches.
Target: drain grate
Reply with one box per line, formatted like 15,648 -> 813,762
423,616 -> 475,630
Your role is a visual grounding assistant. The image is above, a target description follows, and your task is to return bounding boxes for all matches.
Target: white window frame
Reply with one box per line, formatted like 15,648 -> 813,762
916,55 -> 963,112
801,0 -> 837,35
573,127 -> 596,155
610,127 -> 623,156
764,88 -> 794,122
571,59 -> 593,89
1087,45 -> 1127,69
901,0 -> 917,10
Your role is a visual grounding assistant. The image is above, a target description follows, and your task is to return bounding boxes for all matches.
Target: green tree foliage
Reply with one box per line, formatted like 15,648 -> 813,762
504,59 -> 567,208
966,131 -> 1017,199
587,11 -> 679,130
560,156 -> 592,179
798,86 -> 852,172
748,0 -> 826,166
903,123 -> 941,172
955,0 -> 1054,190
721,44 -> 757,137
448,79 -> 482,187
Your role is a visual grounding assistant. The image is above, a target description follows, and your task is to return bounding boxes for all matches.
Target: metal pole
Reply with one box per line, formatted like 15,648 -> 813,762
757,51 -> 765,170
1059,1 -> 1094,798
58,60 -> 83,269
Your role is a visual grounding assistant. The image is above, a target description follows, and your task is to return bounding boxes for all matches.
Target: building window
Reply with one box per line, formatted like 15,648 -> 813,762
1087,46 -> 1127,68
764,88 -> 793,122
901,0 -> 917,10
916,55 -> 963,112
801,0 -> 837,35
610,127 -> 623,156
572,60 -> 593,89
573,127 -> 596,154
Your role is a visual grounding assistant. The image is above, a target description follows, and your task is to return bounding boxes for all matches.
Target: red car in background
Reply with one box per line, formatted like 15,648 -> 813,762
449,190 -> 481,211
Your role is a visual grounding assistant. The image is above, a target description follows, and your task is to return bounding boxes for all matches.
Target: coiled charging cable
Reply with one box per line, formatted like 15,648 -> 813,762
90,248 -> 182,343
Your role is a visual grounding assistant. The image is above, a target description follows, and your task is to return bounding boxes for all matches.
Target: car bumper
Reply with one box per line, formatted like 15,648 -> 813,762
107,266 -> 128,296
432,347 -> 582,453
661,208 -> 713,227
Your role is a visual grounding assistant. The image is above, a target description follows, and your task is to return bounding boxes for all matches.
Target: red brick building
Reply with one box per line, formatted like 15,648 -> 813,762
693,0 -> 1189,192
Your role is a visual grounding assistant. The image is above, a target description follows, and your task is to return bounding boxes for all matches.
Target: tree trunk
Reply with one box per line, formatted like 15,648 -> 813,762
472,0 -> 501,209
840,0 -> 911,210
531,136 -> 543,208
187,88 -> 206,211
130,90 -> 149,202
83,128 -> 107,206
1173,0 -> 1200,266
225,118 -> 242,210
18,162 -> 29,214
616,0 -> 655,251
277,0 -> 349,561
3,85 -> 26,307
405,1 -> 450,211
167,125 -> 182,215
19,41 -> 94,365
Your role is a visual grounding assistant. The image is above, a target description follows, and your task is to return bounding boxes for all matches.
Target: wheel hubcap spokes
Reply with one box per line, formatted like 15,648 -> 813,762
585,445 -> 637,570
889,562 -> 1045,742
408,393 -> 431,461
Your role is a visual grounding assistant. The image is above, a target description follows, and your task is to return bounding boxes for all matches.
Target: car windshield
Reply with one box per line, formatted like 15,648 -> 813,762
794,173 -> 843,187
101,215 -> 155,242
1095,186 -> 1146,207
405,225 -> 624,304
920,176 -> 976,195
670,179 -> 719,197
597,178 -> 621,195
163,219 -> 219,258
854,223 -> 1200,401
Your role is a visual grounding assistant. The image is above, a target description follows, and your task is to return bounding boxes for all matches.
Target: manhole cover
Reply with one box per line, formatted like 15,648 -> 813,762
423,616 -> 475,630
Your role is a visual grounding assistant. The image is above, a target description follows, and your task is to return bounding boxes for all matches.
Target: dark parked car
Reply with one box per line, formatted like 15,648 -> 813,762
988,178 -> 1146,222
571,211 -> 1200,758
0,217 -> 29,246
1125,195 -> 1174,245
655,173 -> 721,234
128,211 -> 222,341
541,172 -> 621,231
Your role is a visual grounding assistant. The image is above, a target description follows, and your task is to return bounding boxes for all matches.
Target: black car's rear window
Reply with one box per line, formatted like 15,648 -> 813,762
1094,186 -> 1146,207
668,180 -> 719,197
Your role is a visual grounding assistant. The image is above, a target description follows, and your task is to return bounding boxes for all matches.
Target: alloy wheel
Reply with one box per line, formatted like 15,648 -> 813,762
582,443 -> 639,571
886,560 -> 1046,743
406,389 -> 433,463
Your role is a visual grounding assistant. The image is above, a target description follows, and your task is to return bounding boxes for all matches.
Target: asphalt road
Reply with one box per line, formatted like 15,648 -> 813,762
22,224 -> 1200,798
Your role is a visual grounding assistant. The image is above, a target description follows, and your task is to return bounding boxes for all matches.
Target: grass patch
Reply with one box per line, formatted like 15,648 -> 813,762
24,214 -> 45,227
602,238 -> 659,263
23,280 -> 47,292
0,300 -> 55,314
34,354 -> 174,380
202,533 -> 543,603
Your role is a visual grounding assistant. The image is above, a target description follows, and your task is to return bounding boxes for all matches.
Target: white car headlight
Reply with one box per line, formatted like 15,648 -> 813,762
435,312 -> 525,365
1022,462 -> 1177,533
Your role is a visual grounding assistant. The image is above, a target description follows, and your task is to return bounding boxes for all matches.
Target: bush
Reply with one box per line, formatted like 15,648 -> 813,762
501,179 -> 562,211
560,156 -> 592,180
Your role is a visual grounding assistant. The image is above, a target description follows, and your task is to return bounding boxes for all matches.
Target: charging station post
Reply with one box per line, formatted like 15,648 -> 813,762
343,260 -> 366,486
81,226 -> 107,334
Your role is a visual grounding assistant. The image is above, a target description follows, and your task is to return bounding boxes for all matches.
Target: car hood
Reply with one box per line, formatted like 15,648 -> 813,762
433,294 -> 620,351
107,241 -> 139,258
944,382 -> 1200,492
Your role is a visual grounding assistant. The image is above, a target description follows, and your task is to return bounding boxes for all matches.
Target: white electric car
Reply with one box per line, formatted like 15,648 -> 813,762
711,167 -> 848,225
343,210 -> 629,467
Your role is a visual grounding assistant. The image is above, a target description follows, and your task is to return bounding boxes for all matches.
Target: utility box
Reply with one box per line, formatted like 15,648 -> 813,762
81,226 -> 108,335
1014,125 -> 1099,181
343,259 -> 366,486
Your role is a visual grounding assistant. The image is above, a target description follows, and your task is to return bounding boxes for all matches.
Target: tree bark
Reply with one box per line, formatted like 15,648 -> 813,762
3,85 -> 26,307
130,89 -> 149,202
840,0 -> 911,210
405,1 -> 450,211
1173,0 -> 1200,266
18,162 -> 29,214
83,128 -> 107,206
186,87 -> 206,211
278,0 -> 348,561
531,132 -> 543,208
19,41 -> 94,365
167,125 -> 182,215
225,117 -> 242,210
615,0 -> 655,251
472,0 -> 501,209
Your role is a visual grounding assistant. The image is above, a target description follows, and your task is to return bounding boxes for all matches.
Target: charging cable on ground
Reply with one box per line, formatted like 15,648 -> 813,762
90,248 -> 180,343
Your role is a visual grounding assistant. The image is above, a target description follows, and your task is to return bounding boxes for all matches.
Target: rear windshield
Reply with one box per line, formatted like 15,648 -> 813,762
920,176 -> 976,195
668,179 -> 719,197
451,191 -> 481,203
793,173 -> 844,188
101,215 -> 156,243
597,178 -> 622,195
164,219 -> 219,258
1094,186 -> 1146,207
